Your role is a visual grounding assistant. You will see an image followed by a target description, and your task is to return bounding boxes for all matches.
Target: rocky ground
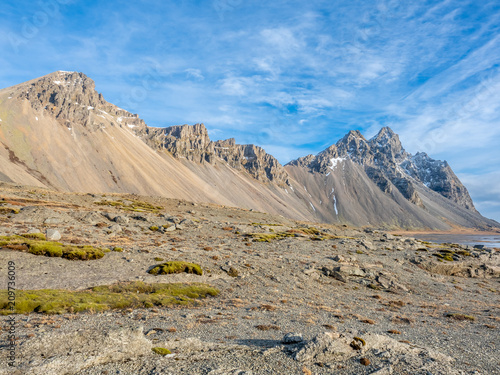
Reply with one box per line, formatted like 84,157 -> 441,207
0,182 -> 499,375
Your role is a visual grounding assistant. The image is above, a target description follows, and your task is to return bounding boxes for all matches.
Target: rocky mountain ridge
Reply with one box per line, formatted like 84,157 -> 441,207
287,127 -> 476,211
0,71 -> 496,230
137,123 -> 290,187
8,71 -> 288,187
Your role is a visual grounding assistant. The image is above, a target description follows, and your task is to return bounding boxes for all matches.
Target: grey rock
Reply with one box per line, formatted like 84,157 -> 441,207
108,224 -> 122,233
294,331 -> 349,362
282,332 -> 304,344
164,224 -> 176,232
331,271 -> 347,283
114,215 -> 129,224
163,215 -> 181,224
46,229 -> 61,241
334,265 -> 366,277
103,212 -> 117,221
360,240 -> 375,250
179,218 -> 196,227
332,255 -> 345,262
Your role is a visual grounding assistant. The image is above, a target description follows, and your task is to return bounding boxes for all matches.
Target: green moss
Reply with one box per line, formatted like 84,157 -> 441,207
113,247 -> 123,252
148,261 -> 203,276
152,347 -> 172,355
0,236 -> 104,260
298,227 -> 322,235
0,281 -> 219,315
227,267 -> 239,277
154,257 -> 164,262
20,233 -> 46,240
456,250 -> 471,256
350,336 -> 366,350
248,232 -> 296,242
95,199 -> 163,213
432,253 -> 454,262
0,207 -> 19,215
149,226 -> 159,232
245,227 -> 354,242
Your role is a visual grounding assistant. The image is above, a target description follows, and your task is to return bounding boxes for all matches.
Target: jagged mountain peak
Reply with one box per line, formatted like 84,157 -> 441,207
134,122 -> 290,187
6,70 -> 147,133
369,127 -> 405,158
286,127 -> 477,213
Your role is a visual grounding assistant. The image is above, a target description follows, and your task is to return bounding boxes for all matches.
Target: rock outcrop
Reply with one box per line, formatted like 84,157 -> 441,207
137,123 -> 290,187
12,71 -> 147,132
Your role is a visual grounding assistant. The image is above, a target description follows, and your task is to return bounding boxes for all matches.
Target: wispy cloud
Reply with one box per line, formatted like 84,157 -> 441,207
0,0 -> 499,220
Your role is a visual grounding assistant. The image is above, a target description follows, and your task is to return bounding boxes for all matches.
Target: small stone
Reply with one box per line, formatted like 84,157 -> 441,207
108,224 -> 122,233
114,215 -> 129,224
332,255 -> 345,262
46,229 -> 61,241
283,332 -> 304,344
360,357 -> 370,366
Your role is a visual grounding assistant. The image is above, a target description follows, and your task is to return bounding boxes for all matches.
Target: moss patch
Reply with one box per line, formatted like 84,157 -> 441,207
95,199 -> 163,213
148,261 -> 203,276
245,227 -> 354,242
0,281 -> 219,315
20,233 -> 46,241
152,347 -> 172,356
0,235 -> 104,260
0,207 -> 19,215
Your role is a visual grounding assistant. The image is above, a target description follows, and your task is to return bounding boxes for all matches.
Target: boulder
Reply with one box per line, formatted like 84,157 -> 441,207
46,229 -> 61,241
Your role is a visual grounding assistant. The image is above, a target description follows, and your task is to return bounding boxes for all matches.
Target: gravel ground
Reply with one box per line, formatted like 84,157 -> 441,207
0,183 -> 498,374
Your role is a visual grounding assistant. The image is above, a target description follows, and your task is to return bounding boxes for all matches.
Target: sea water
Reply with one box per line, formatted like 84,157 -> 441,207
413,234 -> 500,248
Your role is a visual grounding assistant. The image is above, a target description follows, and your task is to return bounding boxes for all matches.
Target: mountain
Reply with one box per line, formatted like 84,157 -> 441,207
0,71 -> 311,221
0,71 -> 497,230
285,127 -> 496,229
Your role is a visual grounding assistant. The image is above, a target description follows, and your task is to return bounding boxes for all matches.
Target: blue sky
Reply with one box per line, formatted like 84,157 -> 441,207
1,0 -> 500,221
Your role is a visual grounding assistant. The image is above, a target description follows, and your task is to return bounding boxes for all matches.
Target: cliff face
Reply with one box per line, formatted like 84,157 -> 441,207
137,123 -> 290,187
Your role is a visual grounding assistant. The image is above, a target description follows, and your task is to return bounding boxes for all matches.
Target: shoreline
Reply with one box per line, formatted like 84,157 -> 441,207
389,228 -> 500,236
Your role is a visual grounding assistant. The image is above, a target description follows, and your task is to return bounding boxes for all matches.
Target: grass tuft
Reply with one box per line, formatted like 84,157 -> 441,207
148,261 -> 203,276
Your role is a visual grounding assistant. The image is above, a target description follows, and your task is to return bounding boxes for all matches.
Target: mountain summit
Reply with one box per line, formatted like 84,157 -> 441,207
0,72 -> 496,230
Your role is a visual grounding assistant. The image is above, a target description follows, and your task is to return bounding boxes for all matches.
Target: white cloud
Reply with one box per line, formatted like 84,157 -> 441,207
185,68 -> 204,80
